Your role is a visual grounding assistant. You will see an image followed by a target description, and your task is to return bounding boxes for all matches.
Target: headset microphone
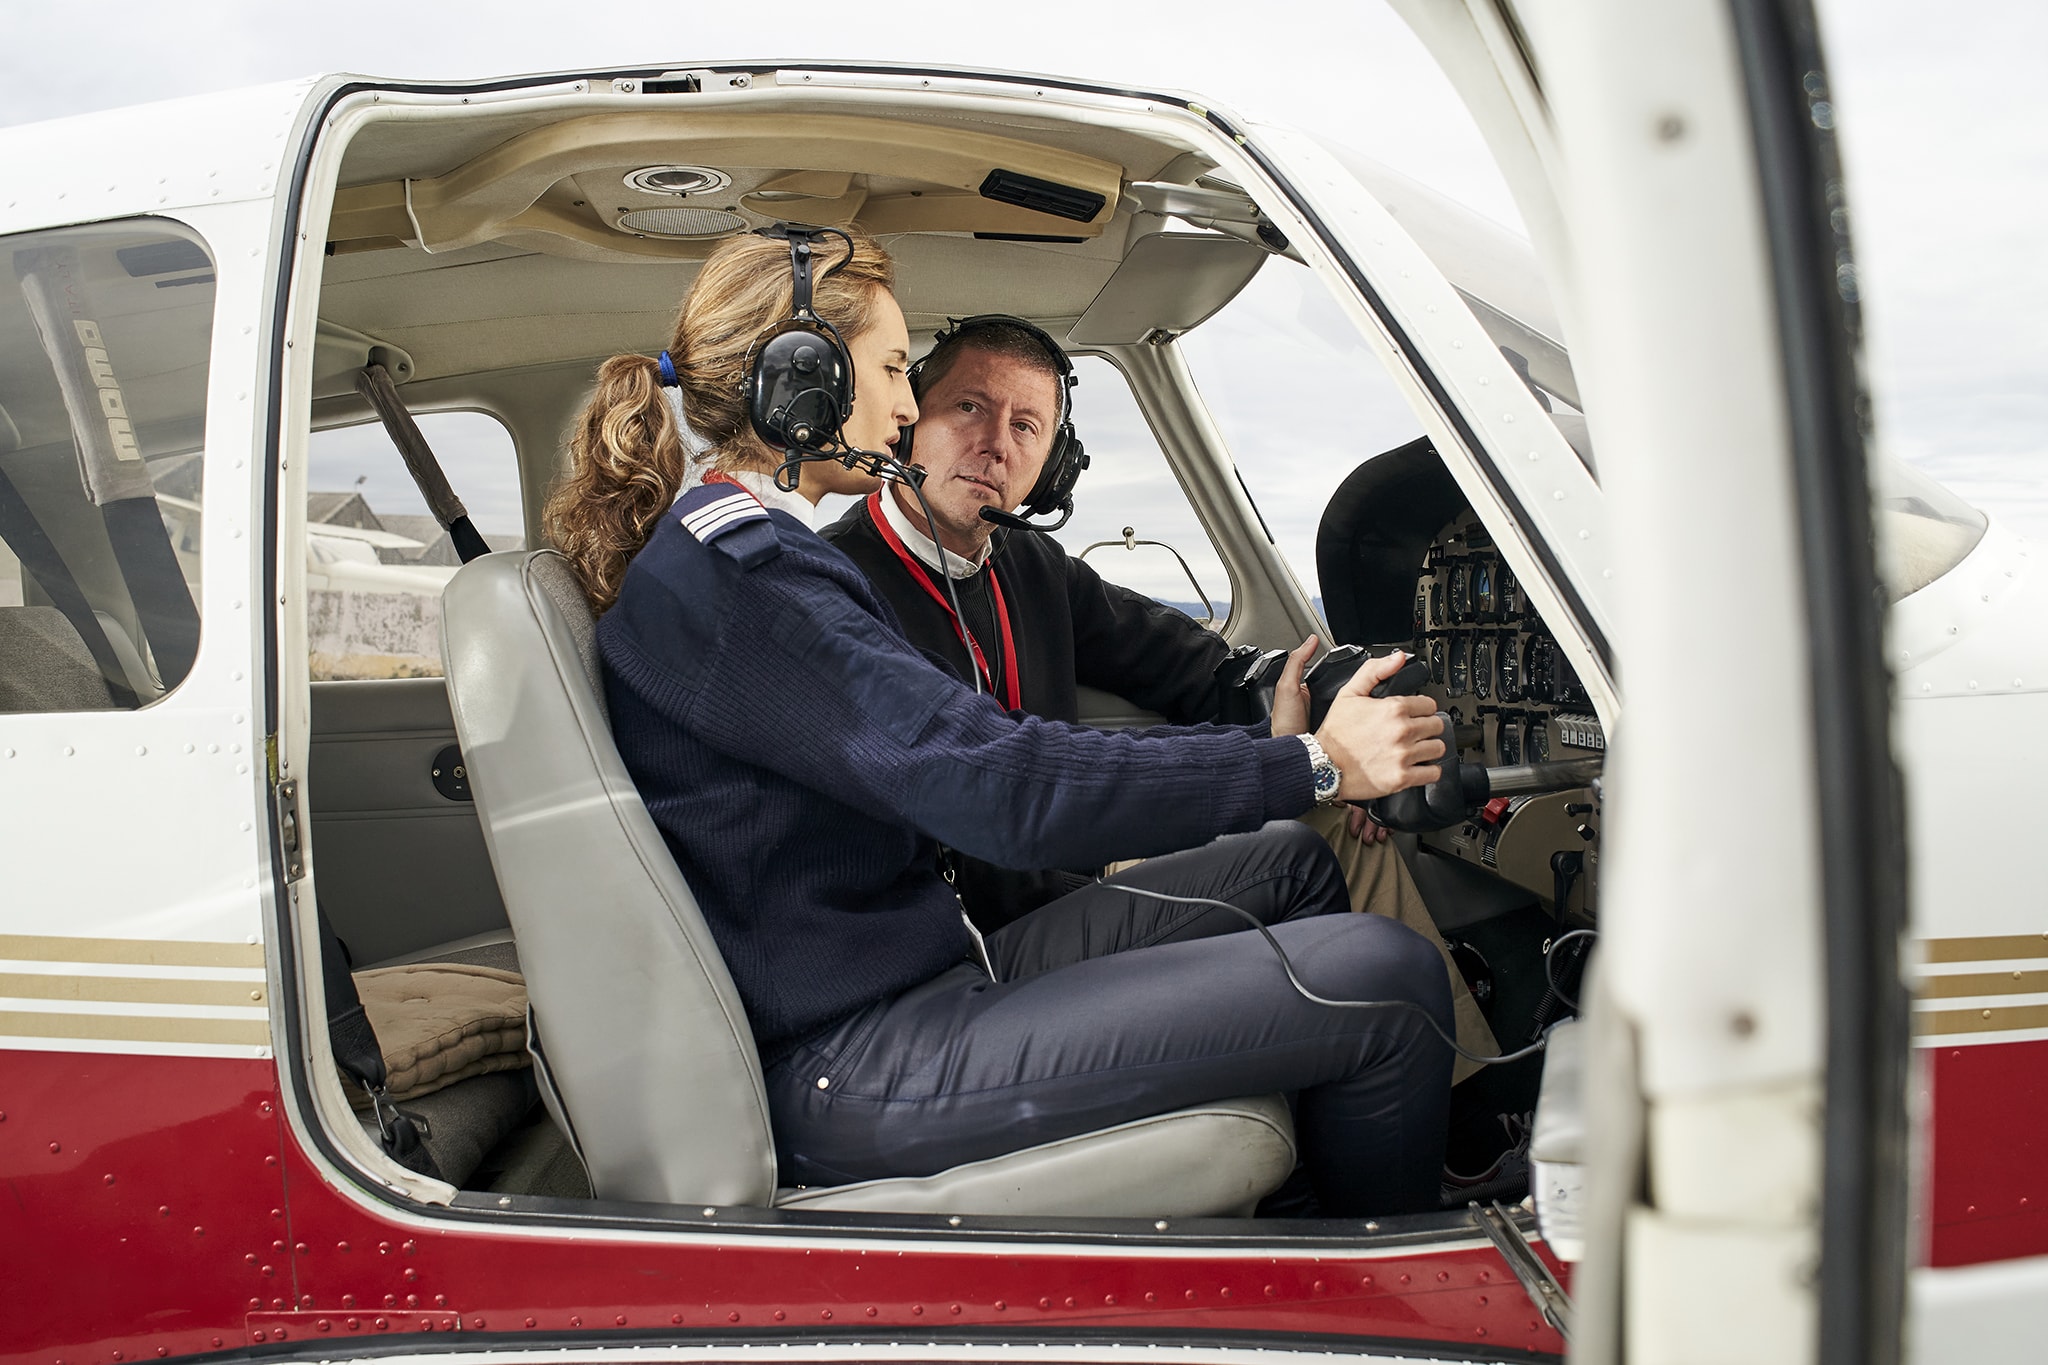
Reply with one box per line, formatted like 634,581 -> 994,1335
980,502 -> 1071,533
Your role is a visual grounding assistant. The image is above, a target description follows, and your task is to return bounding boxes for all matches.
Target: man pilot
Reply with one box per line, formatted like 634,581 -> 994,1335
819,315 -> 1499,1081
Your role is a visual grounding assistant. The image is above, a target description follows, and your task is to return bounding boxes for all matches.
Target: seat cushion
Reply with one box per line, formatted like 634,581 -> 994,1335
775,1094 -> 1294,1218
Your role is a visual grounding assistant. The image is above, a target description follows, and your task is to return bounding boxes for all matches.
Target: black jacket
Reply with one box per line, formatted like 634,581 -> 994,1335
820,497 -> 1235,928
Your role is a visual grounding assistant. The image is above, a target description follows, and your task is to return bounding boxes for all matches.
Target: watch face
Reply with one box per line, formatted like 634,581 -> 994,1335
1312,753 -> 1341,800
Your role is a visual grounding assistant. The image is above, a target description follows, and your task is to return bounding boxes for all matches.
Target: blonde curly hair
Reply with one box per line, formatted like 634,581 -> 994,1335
544,228 -> 894,612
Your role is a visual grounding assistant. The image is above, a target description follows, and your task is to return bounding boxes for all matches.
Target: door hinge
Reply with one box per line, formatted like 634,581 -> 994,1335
275,778 -> 306,882
1473,1198 -> 1573,1343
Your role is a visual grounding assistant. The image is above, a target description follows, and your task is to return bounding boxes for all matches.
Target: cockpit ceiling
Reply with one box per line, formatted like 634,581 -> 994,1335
328,109 -> 1189,260
319,104 -> 1206,383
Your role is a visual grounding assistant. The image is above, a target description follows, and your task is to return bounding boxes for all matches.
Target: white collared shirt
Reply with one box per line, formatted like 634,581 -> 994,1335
878,483 -> 992,580
683,455 -> 817,529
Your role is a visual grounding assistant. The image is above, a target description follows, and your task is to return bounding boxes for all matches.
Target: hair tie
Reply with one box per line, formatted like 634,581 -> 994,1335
656,351 -> 680,388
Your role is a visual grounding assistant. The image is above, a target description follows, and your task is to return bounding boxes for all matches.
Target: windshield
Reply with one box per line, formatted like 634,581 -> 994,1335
1320,140 -> 1595,478
1321,140 -> 1987,597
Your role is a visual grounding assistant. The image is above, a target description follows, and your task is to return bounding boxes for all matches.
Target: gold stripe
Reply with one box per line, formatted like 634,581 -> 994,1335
0,935 -> 264,969
1918,969 -> 2048,1000
0,974 -> 262,1007
0,1011 -> 269,1046
1914,1002 -> 2048,1037
1922,934 -> 2048,965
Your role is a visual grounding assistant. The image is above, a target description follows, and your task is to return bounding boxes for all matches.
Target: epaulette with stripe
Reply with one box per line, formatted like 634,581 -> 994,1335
673,481 -> 780,569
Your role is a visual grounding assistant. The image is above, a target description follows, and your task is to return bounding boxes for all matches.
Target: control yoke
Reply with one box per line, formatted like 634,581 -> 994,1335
1302,649 -> 1602,833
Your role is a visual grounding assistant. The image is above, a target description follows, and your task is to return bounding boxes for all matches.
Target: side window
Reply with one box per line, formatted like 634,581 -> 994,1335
1048,355 -> 1230,624
305,412 -> 521,679
0,220 -> 213,714
1178,260 -> 1417,625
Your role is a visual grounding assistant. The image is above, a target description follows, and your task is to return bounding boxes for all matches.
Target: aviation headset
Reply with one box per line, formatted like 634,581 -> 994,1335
902,314 -> 1090,528
743,222 -> 859,456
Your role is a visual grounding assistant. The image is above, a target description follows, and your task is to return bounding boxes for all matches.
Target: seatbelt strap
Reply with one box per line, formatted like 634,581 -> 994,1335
315,908 -> 441,1180
353,364 -> 492,563
12,245 -> 201,687
0,464 -> 140,708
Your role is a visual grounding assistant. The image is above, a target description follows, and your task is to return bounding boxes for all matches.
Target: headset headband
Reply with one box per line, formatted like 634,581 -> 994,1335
753,221 -> 852,321
917,313 -> 1076,429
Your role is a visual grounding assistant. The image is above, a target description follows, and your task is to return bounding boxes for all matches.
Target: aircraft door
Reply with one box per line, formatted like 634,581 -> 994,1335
1376,3 -> 1912,1362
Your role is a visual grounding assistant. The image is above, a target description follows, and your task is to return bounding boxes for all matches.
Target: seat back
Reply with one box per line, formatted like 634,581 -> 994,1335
440,550 -> 777,1206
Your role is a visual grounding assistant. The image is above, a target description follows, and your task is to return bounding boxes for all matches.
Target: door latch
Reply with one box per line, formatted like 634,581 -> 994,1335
275,779 -> 305,882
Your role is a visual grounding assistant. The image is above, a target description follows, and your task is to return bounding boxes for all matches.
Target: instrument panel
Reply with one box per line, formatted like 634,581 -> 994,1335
1410,511 -> 1602,918
1413,512 -> 1604,768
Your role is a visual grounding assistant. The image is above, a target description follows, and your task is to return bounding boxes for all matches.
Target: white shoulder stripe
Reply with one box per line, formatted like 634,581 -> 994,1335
680,490 -> 759,529
684,502 -> 769,542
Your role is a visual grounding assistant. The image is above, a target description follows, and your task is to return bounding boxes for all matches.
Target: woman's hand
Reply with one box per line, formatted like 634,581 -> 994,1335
1267,635 -> 1319,737
1314,650 -> 1445,801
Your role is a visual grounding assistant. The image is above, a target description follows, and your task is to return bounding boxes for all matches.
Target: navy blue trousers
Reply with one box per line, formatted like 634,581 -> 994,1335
764,820 -> 1454,1215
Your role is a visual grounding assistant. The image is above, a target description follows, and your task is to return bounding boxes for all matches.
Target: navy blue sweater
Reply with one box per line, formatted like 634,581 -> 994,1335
597,503 -> 1314,1061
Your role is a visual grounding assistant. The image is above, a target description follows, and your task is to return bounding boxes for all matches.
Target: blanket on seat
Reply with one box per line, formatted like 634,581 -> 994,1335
346,963 -> 529,1108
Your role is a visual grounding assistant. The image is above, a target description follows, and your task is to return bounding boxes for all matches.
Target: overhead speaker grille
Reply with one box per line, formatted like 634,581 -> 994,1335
616,207 -> 749,239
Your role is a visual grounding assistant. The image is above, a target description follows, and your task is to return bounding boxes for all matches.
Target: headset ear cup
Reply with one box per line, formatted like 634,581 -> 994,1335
1021,425 -> 1085,516
747,321 -> 854,450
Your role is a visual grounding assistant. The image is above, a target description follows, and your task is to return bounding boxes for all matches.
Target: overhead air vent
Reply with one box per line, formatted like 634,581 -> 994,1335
616,206 -> 750,239
622,165 -> 733,196
978,169 -> 1106,224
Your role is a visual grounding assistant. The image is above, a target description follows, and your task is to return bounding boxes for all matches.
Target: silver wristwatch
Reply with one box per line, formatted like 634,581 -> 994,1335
1300,734 -> 1343,806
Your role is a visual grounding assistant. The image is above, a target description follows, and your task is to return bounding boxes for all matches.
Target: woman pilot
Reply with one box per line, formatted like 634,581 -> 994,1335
543,224 -> 1456,1215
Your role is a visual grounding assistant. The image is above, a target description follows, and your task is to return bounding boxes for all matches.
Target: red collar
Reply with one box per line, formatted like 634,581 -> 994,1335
866,489 -> 1019,711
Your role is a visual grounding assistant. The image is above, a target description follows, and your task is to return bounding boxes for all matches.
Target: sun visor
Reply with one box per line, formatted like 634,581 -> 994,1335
1067,232 -> 1266,347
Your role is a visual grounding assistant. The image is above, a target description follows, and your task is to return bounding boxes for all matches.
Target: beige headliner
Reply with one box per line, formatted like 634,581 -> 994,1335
317,100 -> 1216,387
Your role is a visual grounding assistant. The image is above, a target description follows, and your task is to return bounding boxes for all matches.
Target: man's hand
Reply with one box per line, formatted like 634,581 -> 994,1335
1314,650 -> 1445,801
1346,802 -> 1392,844
1268,635 -> 1318,737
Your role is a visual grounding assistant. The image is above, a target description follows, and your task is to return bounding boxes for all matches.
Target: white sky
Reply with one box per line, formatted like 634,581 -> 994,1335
5,0 -> 2042,587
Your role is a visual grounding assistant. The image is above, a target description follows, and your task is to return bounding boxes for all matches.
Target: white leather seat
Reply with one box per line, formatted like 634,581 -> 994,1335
440,550 -> 1295,1216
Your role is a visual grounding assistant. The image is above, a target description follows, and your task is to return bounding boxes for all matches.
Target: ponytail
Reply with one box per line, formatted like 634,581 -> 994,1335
546,226 -> 896,612
542,353 -> 689,614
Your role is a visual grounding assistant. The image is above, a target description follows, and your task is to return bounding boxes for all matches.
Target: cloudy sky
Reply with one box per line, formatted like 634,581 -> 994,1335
5,0 -> 2041,596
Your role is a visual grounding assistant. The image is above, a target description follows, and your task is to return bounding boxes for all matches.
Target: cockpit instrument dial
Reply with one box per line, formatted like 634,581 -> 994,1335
1474,561 -> 1496,618
1473,636 -> 1494,700
1449,635 -> 1471,694
1429,636 -> 1446,685
1528,718 -> 1550,763
1499,568 -> 1522,619
1498,713 -> 1522,765
1449,563 -> 1473,619
1496,631 -> 1521,702
1430,581 -> 1444,627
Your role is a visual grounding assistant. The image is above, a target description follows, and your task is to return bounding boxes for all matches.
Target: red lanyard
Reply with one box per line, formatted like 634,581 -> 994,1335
866,489 -> 1020,711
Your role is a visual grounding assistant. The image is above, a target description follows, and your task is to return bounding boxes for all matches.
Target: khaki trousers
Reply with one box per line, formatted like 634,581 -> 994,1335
1295,806 -> 1499,1084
